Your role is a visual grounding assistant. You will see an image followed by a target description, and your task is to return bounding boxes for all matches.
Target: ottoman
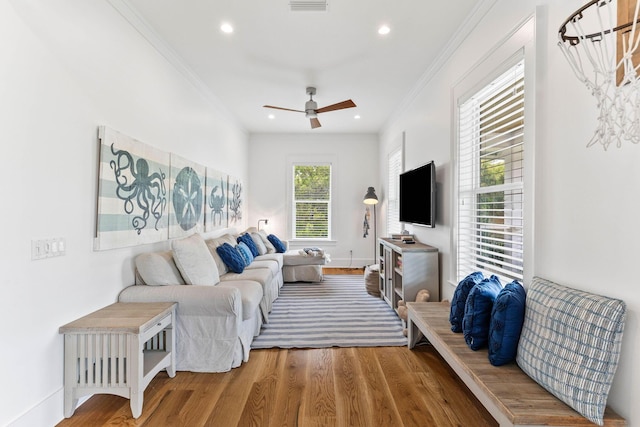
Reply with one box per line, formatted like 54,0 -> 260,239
283,248 -> 329,282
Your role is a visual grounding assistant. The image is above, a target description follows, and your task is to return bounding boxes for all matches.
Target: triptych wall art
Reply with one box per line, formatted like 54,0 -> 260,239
95,126 -> 243,250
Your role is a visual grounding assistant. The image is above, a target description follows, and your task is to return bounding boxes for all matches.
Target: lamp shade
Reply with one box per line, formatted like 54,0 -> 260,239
363,187 -> 379,205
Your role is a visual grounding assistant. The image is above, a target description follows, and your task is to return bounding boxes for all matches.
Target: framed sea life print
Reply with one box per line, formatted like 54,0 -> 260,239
169,154 -> 205,238
205,168 -> 228,232
95,126 -> 169,250
228,175 -> 244,227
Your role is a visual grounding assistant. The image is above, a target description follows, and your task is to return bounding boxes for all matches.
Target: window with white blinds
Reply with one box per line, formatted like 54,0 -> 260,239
457,59 -> 524,284
387,147 -> 402,235
292,164 -> 331,239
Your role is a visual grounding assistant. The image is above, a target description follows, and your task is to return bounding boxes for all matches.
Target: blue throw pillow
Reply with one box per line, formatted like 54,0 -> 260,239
237,233 -> 259,257
462,275 -> 502,350
267,234 -> 286,253
216,243 -> 245,273
449,272 -> 484,333
488,281 -> 526,366
236,242 -> 254,266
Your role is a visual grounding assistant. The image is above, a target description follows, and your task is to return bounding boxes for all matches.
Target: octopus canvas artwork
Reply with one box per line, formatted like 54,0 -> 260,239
169,154 -> 205,238
205,169 -> 228,232
95,127 -> 170,250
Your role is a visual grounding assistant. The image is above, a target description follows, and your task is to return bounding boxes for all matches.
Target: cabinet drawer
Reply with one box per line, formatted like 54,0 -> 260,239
142,313 -> 172,340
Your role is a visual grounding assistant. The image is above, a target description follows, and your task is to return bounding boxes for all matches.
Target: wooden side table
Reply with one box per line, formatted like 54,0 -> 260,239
59,302 -> 177,418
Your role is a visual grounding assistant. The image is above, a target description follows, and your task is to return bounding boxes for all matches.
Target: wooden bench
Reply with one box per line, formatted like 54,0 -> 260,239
406,302 -> 626,427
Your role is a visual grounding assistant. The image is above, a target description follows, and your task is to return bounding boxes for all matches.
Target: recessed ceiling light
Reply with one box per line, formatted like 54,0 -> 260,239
268,114 -> 275,120
220,23 -> 234,34
354,115 -> 361,119
378,25 -> 390,35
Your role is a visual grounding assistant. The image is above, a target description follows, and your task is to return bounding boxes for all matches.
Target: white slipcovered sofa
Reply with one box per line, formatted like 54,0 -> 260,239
118,228 -> 330,372
118,229 -> 284,372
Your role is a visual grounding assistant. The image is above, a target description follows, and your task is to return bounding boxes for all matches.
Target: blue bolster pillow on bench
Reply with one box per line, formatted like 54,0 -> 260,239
488,281 -> 526,366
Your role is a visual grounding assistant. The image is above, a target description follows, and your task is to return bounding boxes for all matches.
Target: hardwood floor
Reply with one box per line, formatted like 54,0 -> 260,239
57,345 -> 497,427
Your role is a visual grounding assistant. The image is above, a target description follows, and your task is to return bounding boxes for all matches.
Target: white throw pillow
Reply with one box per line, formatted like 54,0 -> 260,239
204,233 -> 237,275
135,251 -> 184,286
250,232 -> 268,255
171,234 -> 220,285
256,229 -> 276,254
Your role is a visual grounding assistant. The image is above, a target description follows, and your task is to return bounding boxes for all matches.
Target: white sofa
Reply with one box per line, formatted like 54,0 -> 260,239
118,229 -> 284,372
118,228 -> 330,372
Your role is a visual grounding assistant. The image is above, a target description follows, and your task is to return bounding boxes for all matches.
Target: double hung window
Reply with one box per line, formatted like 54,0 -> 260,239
457,59 -> 525,284
292,164 -> 331,239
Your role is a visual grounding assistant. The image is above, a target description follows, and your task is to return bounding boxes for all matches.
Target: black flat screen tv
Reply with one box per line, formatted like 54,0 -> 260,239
399,161 -> 436,227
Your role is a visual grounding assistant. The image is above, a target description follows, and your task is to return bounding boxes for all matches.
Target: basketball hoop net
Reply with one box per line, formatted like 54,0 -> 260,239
558,0 -> 640,149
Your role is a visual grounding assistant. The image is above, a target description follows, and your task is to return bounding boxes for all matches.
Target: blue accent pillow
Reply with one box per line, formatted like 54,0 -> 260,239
216,243 -> 245,273
237,233 -> 259,257
449,272 -> 484,333
488,281 -> 526,366
236,242 -> 254,266
267,234 -> 286,253
462,275 -> 502,350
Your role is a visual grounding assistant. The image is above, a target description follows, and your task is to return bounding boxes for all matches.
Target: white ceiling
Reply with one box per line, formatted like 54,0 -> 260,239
119,0 -> 484,134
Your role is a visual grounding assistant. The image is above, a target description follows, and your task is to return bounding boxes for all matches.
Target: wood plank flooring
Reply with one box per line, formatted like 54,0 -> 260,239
57,345 -> 497,427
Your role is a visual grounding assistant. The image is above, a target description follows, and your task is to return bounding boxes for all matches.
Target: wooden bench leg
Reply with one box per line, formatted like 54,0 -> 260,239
407,315 -> 424,349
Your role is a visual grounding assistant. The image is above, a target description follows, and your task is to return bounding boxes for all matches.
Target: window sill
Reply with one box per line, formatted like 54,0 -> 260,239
288,239 -> 337,247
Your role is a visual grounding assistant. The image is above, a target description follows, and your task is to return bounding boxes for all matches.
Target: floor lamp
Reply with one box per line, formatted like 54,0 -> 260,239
363,187 -> 379,264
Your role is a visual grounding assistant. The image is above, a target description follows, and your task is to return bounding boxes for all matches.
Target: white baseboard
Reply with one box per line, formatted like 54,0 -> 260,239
8,387 -> 64,427
8,388 -> 91,427
324,257 -> 371,268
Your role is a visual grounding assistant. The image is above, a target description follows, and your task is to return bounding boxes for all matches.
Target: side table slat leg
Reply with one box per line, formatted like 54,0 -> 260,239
129,334 -> 144,418
63,335 -> 79,418
167,321 -> 176,378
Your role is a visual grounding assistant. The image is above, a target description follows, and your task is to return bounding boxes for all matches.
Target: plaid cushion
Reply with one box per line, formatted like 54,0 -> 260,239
516,277 -> 626,425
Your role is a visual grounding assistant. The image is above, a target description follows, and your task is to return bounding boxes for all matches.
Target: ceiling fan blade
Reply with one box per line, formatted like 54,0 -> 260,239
263,105 -> 305,113
310,118 -> 321,129
316,99 -> 357,114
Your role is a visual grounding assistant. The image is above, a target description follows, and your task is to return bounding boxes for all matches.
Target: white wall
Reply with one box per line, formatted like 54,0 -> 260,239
0,1 -> 248,425
380,0 -> 640,424
248,133 -> 379,267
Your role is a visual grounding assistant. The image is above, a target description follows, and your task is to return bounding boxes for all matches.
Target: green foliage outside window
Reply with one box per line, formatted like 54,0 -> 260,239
294,165 -> 330,238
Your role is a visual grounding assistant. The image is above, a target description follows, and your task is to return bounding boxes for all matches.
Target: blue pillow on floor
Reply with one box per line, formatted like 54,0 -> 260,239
216,243 -> 245,273
463,275 -> 502,350
267,234 -> 287,253
488,281 -> 526,366
237,233 -> 259,257
449,272 -> 484,333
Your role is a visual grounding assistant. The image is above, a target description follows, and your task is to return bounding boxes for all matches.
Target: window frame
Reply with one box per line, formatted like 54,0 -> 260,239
287,156 -> 336,242
450,17 -> 535,288
386,142 -> 404,236
457,58 -> 525,284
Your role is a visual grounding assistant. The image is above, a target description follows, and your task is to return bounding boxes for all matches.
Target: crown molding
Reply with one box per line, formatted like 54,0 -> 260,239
382,0 -> 499,132
106,0 -> 245,132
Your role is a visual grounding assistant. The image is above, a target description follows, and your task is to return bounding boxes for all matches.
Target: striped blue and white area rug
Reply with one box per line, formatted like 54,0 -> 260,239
251,275 -> 407,349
